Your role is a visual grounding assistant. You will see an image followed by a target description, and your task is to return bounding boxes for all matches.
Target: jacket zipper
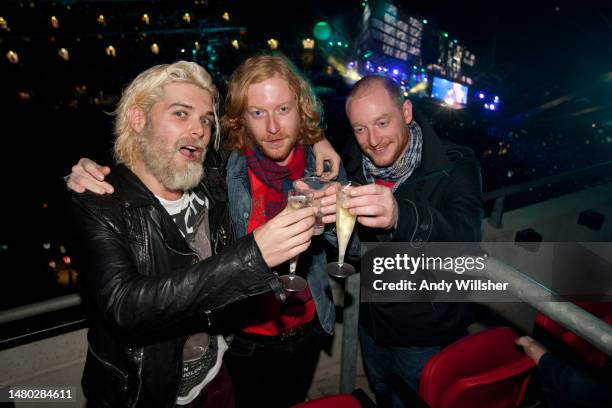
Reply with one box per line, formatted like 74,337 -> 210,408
131,348 -> 144,408
88,345 -> 129,381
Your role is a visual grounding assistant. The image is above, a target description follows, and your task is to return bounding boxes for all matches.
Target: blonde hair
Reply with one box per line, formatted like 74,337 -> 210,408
221,53 -> 324,151
113,61 -> 220,167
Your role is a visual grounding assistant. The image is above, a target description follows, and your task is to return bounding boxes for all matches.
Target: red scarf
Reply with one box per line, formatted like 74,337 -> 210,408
245,145 -> 306,233
243,144 -> 316,336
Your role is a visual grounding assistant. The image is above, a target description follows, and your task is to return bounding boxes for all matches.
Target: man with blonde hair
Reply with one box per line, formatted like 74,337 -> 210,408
66,61 -> 317,408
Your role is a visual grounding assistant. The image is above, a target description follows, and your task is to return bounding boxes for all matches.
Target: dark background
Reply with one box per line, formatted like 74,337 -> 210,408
0,0 -> 610,312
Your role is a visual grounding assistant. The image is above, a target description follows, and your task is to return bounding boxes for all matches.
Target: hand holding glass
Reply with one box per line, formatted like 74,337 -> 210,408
280,190 -> 313,292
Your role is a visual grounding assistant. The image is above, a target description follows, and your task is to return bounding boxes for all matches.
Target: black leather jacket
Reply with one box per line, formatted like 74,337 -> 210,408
66,160 -> 281,408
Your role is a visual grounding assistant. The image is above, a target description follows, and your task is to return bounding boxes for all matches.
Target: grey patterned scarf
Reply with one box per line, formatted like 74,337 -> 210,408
362,120 -> 423,192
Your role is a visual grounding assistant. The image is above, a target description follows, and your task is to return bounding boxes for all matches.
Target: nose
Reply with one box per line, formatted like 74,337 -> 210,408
266,113 -> 280,135
368,128 -> 383,147
191,119 -> 205,138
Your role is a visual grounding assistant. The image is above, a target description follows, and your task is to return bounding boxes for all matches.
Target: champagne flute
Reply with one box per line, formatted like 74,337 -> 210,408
326,181 -> 360,278
292,177 -> 330,236
280,189 -> 312,292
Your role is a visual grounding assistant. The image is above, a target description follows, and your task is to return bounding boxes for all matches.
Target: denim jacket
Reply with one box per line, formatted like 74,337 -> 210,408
226,147 -> 342,334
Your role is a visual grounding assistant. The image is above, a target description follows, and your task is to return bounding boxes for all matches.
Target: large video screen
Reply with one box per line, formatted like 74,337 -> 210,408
431,76 -> 468,105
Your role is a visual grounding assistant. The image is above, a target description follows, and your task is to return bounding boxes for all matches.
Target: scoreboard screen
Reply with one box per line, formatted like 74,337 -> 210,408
361,1 -> 423,62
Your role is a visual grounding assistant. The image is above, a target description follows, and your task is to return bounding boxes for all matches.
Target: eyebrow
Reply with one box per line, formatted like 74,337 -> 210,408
169,102 -> 214,117
247,99 -> 296,110
168,102 -> 194,110
351,114 -> 391,128
373,114 -> 391,122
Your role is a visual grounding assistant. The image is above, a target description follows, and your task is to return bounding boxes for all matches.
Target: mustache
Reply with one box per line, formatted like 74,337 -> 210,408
175,137 -> 206,151
262,132 -> 291,142
138,127 -> 207,153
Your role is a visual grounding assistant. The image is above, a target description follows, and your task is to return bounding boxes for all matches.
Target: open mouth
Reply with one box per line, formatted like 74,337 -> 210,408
179,145 -> 202,160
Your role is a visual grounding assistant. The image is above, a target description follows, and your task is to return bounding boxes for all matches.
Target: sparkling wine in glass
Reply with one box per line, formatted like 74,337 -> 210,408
326,181 -> 360,278
280,190 -> 312,292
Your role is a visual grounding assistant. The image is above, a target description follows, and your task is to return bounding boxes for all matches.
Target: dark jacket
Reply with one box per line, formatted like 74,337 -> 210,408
347,111 -> 484,346
66,161 -> 281,408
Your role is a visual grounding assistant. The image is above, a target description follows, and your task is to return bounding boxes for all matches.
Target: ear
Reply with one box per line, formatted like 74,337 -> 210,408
401,100 -> 413,125
127,105 -> 146,134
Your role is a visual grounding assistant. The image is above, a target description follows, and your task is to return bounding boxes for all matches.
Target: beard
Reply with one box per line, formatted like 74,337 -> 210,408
367,128 -> 410,167
252,130 -> 299,163
137,130 -> 206,192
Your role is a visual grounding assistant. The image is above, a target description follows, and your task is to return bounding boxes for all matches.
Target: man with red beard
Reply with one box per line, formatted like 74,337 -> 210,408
219,54 -> 345,407
65,61 -> 317,408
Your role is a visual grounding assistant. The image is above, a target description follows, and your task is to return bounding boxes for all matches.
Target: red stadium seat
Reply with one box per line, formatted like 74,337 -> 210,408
534,301 -> 612,367
296,328 -> 534,408
291,394 -> 366,408
418,327 -> 535,408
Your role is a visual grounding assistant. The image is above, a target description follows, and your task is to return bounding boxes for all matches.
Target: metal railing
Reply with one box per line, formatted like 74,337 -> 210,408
483,257 -> 612,356
0,294 -> 82,325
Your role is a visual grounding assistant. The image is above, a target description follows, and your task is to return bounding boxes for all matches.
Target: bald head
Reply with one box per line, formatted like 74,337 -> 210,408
345,75 -> 413,168
346,75 -> 405,115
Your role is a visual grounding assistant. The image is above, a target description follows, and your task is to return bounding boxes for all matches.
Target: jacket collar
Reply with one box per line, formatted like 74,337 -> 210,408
108,164 -> 157,208
408,110 -> 451,180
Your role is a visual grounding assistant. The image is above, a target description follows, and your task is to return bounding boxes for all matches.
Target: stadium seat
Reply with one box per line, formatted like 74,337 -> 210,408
291,389 -> 375,408
534,301 -> 612,367
303,327 -> 534,408
418,327 -> 535,408
291,394 -> 362,408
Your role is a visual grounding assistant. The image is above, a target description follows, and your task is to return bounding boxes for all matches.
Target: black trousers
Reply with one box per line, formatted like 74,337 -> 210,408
225,325 -> 322,408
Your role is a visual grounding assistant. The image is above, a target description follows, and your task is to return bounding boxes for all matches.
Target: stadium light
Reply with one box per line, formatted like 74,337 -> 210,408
313,21 -> 332,41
